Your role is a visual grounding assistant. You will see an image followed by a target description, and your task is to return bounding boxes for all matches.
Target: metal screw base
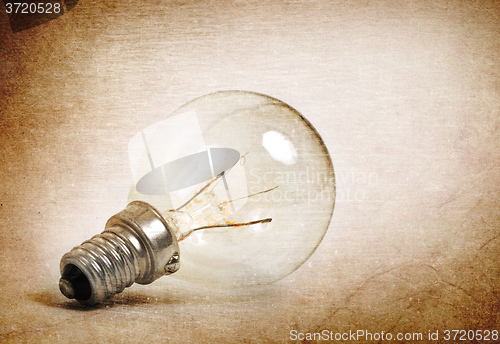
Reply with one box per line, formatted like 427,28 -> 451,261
59,201 -> 180,306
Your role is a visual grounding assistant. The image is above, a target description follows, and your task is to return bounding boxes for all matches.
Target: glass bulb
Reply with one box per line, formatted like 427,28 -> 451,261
59,91 -> 335,305
127,90 -> 335,288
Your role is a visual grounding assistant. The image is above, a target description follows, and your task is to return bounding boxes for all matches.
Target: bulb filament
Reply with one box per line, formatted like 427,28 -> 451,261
165,153 -> 277,242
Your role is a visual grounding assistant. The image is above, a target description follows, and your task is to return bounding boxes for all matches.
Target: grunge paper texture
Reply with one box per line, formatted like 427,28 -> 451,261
1,0 -> 499,342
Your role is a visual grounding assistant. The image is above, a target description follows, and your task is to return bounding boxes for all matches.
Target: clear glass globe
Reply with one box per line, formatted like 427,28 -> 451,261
128,91 -> 335,288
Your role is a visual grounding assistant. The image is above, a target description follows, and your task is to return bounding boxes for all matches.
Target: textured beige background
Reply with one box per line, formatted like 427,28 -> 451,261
1,0 -> 500,342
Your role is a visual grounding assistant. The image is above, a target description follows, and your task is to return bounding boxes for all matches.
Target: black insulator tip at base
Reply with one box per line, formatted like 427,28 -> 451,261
59,278 -> 75,299
60,264 -> 92,301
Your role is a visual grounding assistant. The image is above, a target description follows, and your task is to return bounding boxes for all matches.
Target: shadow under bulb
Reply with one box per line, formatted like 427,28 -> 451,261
59,91 -> 335,305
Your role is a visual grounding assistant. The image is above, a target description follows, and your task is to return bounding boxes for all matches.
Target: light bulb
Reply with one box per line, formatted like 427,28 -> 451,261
59,91 -> 335,305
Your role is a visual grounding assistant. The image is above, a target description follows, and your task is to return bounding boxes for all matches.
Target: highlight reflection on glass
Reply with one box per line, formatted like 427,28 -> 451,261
59,91 -> 335,305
